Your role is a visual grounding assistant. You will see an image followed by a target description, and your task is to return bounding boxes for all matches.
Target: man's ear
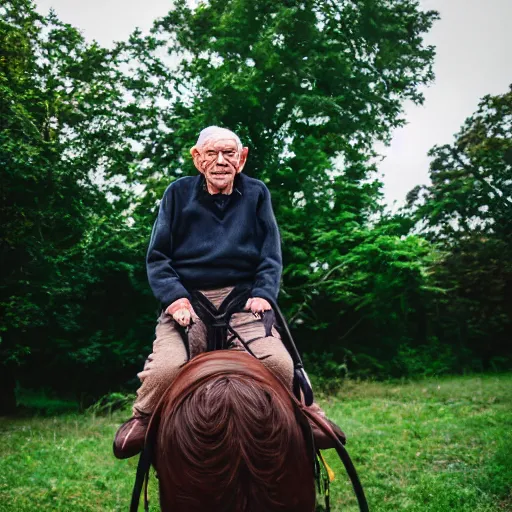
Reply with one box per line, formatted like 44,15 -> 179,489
237,147 -> 249,173
190,146 -> 204,173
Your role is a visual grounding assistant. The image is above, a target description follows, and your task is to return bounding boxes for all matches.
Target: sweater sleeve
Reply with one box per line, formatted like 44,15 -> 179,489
146,185 -> 191,307
251,184 -> 283,303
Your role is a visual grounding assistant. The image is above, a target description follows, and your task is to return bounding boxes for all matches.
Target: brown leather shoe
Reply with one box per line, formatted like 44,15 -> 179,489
113,416 -> 149,459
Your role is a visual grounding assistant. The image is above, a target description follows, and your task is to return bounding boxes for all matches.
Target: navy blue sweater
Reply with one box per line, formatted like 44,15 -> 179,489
146,173 -> 282,308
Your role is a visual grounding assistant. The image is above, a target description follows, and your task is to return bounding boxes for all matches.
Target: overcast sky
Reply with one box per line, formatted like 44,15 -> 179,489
35,0 -> 512,206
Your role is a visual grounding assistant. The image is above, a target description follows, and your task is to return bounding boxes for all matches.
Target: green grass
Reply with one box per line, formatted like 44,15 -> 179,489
1,374 -> 511,511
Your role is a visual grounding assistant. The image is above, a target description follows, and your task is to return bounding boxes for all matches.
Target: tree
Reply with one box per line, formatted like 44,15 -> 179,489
407,86 -> 512,239
119,0 -> 439,371
0,1 -> 155,408
1,0 -> 443,405
407,86 -> 512,368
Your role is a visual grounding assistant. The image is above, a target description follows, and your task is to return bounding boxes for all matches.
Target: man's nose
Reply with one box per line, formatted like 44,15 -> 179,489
216,152 -> 226,165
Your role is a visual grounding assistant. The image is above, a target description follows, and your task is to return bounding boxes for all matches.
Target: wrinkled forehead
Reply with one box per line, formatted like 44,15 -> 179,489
201,137 -> 239,152
196,126 -> 242,151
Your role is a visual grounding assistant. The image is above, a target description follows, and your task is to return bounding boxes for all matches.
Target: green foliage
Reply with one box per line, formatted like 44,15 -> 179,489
289,220 -> 444,377
303,351 -> 348,393
408,86 -> 512,239
392,337 -> 458,378
15,388 -> 80,416
87,392 -> 135,416
1,0 -> 443,402
405,86 -> 512,371
0,0 -> 156,408
125,0 -> 440,377
3,0 -> 509,402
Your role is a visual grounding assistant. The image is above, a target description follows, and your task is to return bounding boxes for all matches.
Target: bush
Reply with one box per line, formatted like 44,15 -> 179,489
303,352 -> 348,393
392,337 -> 458,378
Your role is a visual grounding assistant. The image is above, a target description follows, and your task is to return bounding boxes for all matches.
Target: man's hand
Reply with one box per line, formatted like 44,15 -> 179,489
165,298 -> 197,327
244,297 -> 272,317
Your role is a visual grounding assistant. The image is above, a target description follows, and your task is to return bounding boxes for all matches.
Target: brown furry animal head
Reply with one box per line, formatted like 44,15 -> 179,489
152,351 -> 316,512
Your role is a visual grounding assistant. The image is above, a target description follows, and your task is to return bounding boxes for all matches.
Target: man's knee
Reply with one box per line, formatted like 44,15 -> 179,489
256,337 -> 294,389
138,354 -> 187,384
134,354 -> 187,416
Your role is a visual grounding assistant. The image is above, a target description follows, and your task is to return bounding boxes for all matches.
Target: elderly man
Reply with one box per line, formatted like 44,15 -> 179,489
113,126 -> 297,459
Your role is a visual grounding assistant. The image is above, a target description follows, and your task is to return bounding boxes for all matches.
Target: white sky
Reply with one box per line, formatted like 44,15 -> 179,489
36,0 -> 512,206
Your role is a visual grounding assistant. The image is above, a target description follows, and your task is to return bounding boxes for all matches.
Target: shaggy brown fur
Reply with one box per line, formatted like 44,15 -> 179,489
152,351 -> 317,512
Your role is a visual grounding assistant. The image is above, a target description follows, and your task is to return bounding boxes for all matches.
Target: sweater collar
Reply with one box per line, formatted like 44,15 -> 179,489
197,173 -> 244,198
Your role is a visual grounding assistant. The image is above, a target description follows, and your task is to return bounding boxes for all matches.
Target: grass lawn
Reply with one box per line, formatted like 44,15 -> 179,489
0,374 -> 510,511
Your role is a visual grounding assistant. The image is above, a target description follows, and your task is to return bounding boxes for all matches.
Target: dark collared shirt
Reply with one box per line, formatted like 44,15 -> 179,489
146,174 -> 282,308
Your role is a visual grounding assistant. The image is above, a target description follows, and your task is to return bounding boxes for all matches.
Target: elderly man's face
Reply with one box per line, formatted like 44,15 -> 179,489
191,136 -> 248,194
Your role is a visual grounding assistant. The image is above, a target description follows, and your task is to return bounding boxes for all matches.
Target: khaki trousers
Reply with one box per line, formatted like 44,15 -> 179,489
133,287 -> 294,416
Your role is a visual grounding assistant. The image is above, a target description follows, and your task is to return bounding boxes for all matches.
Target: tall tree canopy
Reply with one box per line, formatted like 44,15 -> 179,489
407,86 -> 512,239
406,86 -> 512,369
121,0 -> 440,374
0,0 -> 155,410
10,0 -> 494,406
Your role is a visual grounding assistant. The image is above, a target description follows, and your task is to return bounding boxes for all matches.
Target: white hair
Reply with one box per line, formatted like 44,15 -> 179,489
196,126 -> 242,151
